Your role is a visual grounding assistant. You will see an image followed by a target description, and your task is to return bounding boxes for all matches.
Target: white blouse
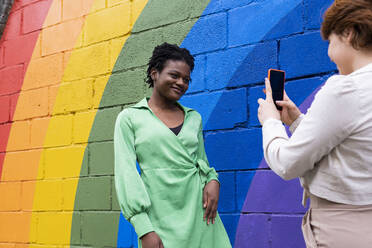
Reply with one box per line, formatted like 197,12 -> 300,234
262,63 -> 372,205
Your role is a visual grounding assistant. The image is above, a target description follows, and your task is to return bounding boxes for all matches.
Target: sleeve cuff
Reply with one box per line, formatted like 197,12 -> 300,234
262,118 -> 288,149
129,212 -> 154,238
289,114 -> 304,134
206,168 -> 219,184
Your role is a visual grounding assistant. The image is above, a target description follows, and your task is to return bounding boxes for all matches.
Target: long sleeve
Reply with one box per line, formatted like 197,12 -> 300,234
262,75 -> 358,180
289,114 -> 304,134
114,110 -> 154,238
196,119 -> 219,184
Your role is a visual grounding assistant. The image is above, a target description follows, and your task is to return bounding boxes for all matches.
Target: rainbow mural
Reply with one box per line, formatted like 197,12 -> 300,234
0,0 -> 335,247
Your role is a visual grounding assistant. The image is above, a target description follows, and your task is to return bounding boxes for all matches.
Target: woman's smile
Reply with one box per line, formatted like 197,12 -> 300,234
171,85 -> 183,95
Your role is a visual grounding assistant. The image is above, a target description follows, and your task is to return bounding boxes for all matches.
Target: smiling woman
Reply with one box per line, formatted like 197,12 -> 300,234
114,43 -> 232,248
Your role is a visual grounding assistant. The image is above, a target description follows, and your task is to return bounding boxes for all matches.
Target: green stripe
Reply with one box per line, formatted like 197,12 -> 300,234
70,0 -> 211,246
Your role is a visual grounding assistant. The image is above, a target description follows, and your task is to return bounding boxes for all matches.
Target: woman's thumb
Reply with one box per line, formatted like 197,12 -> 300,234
203,190 -> 208,208
276,100 -> 290,107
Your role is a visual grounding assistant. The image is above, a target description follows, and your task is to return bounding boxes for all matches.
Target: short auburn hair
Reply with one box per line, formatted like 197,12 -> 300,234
321,0 -> 372,50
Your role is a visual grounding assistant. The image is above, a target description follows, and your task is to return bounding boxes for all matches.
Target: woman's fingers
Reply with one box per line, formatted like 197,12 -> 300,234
276,100 -> 291,108
276,99 -> 298,112
202,181 -> 220,225
283,90 -> 290,100
203,191 -> 210,221
206,198 -> 218,225
264,78 -> 272,93
205,201 -> 212,224
211,206 -> 217,224
202,187 -> 208,209
264,78 -> 273,101
204,195 -> 218,225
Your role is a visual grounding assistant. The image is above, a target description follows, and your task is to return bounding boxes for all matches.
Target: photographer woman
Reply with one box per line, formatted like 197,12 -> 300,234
257,1 -> 372,247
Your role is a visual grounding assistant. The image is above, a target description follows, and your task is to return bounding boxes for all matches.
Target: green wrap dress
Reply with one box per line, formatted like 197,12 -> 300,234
114,98 -> 231,248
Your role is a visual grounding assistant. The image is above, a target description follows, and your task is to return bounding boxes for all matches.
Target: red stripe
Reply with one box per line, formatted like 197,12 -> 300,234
0,0 -> 53,179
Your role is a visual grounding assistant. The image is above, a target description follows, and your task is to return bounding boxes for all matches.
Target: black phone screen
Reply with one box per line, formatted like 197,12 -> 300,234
269,69 -> 285,110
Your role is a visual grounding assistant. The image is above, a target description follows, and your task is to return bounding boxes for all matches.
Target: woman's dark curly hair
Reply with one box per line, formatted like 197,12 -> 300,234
146,43 -> 194,88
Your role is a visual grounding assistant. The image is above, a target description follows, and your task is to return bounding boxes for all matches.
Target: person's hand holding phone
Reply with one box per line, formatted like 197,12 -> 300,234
257,78 -> 281,125
276,91 -> 302,126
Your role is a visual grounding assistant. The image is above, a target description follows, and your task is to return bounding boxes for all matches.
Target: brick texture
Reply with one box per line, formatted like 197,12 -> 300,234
0,0 -> 339,247
22,1 -> 51,34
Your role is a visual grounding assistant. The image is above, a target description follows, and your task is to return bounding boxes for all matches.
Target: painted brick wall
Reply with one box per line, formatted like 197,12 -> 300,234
0,0 -> 335,247
0,0 -> 14,37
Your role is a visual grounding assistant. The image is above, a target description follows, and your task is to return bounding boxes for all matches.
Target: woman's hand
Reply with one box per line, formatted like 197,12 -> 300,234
257,78 -> 281,125
141,231 -> 164,248
203,180 -> 220,225
276,91 -> 302,126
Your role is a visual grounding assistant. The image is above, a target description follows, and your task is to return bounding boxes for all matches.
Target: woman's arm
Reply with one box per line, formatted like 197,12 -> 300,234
196,120 -> 219,184
196,118 -> 220,225
261,76 -> 358,180
289,114 -> 304,134
114,109 -> 154,238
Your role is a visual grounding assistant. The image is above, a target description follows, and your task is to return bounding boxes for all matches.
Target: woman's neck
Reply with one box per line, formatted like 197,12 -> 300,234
351,49 -> 372,73
148,93 -> 178,112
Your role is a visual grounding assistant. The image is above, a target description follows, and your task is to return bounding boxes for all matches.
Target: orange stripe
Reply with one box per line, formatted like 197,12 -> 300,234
0,0 -> 94,244
0,0 -> 54,178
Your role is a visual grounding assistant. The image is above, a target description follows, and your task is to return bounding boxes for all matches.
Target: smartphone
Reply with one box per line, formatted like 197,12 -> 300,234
268,69 -> 285,110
